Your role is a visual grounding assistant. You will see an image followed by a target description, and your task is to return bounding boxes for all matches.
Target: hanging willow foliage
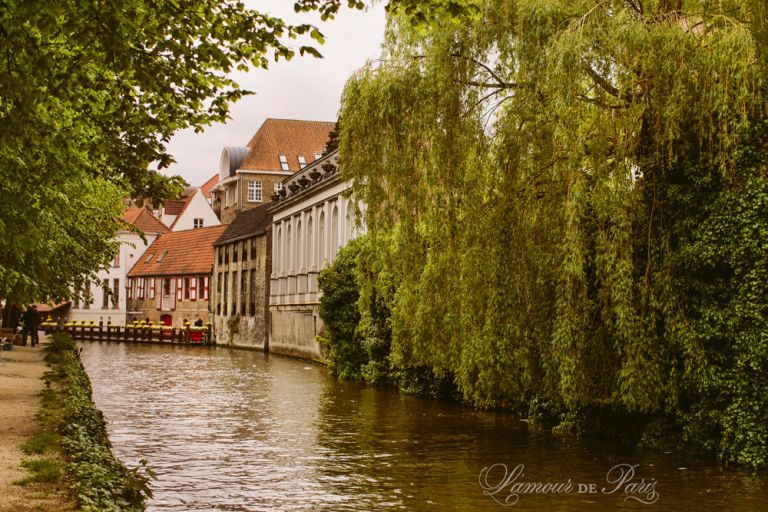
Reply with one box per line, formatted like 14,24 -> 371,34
337,0 -> 767,467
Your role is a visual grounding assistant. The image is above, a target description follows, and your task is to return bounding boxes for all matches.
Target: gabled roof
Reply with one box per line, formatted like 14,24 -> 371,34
214,202 -> 272,246
169,191 -> 197,230
201,174 -> 219,199
128,225 -> 227,277
239,118 -> 334,173
163,199 -> 187,216
122,208 -> 170,234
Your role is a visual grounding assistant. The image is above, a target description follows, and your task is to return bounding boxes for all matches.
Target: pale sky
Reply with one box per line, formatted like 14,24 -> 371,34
163,1 -> 387,187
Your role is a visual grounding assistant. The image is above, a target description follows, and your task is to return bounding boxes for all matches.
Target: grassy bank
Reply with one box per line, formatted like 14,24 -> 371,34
32,333 -> 154,511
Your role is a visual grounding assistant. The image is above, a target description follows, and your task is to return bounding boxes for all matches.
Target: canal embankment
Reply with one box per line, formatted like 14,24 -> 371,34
0,333 -> 153,512
0,340 -> 75,511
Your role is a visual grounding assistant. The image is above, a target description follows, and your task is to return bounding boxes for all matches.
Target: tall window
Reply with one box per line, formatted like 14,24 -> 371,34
279,154 -> 289,171
242,240 -> 247,262
296,219 -> 302,271
331,204 -> 339,259
112,250 -> 120,268
249,269 -> 256,316
223,274 -> 228,315
275,227 -> 281,274
112,279 -> 119,308
102,279 -> 110,309
231,270 -> 238,315
307,215 -> 313,268
251,238 -> 257,261
286,224 -> 292,272
184,277 -> 191,300
193,218 -> 203,229
319,211 -> 325,264
248,181 -> 262,202
240,271 -> 247,316
216,273 -> 222,315
224,188 -> 229,208
232,242 -> 238,262
298,155 -> 307,168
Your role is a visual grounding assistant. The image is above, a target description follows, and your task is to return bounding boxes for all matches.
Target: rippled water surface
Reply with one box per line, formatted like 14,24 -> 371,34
79,343 -> 768,511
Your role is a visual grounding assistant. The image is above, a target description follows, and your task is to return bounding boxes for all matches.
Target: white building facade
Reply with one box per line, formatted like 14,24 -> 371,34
168,188 -> 221,231
269,150 -> 364,360
68,209 -> 168,326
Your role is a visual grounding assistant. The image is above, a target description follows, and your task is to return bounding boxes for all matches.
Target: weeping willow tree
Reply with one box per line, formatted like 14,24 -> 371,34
336,0 -> 767,466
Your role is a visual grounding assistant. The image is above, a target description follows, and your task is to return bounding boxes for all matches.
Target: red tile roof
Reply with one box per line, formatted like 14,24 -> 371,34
201,174 -> 218,199
163,199 -> 187,216
128,225 -> 227,277
240,118 -> 334,173
122,208 -> 170,234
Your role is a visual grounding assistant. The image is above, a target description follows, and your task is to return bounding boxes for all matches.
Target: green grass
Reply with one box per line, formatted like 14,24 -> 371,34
15,458 -> 63,484
22,431 -> 59,455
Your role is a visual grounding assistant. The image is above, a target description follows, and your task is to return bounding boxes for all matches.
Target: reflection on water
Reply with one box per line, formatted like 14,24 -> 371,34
79,343 -> 768,511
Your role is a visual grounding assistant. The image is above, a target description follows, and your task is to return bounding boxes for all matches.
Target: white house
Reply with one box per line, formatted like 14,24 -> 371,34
168,188 -> 221,231
67,208 -> 169,326
268,149 -> 365,360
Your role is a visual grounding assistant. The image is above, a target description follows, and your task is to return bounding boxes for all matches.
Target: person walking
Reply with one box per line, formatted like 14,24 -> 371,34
21,305 -> 41,347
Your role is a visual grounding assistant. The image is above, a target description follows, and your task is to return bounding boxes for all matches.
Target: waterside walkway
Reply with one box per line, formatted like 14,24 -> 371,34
0,342 -> 75,511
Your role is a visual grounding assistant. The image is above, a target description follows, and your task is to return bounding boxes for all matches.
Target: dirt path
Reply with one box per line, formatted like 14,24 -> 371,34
0,343 -> 75,511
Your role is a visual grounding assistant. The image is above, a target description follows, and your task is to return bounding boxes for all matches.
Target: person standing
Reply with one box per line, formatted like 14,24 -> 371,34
21,305 -> 41,347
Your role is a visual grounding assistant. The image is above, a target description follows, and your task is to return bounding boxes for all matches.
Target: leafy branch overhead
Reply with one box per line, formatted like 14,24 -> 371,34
0,0 -> 363,304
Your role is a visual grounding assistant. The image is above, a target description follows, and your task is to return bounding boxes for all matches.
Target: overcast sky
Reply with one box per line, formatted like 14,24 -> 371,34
163,2 -> 387,187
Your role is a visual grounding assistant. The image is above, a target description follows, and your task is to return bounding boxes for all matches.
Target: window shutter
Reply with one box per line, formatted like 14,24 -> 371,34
204,277 -> 209,300
176,279 -> 183,300
190,279 -> 197,301
170,278 -> 177,310
155,278 -> 162,310
150,278 -> 155,299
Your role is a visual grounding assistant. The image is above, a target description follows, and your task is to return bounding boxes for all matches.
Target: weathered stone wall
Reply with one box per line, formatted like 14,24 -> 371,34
212,231 -> 271,349
269,304 -> 325,360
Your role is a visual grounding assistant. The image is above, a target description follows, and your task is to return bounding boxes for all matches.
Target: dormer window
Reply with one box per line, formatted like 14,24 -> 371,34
157,250 -> 169,262
314,153 -> 322,160
279,154 -> 289,171
145,251 -> 156,263
298,155 -> 307,168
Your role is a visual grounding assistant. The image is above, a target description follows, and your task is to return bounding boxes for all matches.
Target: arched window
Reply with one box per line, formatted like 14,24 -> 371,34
345,199 -> 354,242
319,210 -> 326,264
296,219 -> 303,271
331,203 -> 339,260
307,214 -> 314,269
286,223 -> 292,273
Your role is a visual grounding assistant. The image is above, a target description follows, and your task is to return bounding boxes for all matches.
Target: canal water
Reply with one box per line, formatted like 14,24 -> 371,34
79,343 -> 768,511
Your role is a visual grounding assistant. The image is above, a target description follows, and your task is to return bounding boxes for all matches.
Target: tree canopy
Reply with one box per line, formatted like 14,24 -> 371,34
336,0 -> 768,466
0,0 -> 379,305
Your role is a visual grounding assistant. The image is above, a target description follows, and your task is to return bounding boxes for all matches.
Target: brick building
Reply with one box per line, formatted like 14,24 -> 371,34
126,225 -> 226,327
211,118 -> 334,224
211,203 -> 272,349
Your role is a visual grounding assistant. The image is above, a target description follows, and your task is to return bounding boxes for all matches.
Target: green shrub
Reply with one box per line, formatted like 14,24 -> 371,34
318,238 -> 367,379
